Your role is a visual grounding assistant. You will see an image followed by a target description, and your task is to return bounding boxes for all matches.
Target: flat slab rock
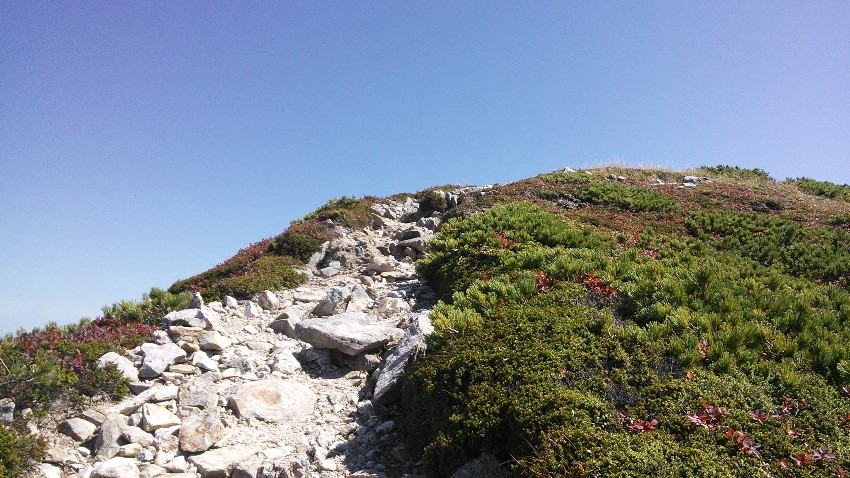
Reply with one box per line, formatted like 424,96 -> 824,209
188,444 -> 261,478
228,379 -> 316,423
294,312 -> 404,356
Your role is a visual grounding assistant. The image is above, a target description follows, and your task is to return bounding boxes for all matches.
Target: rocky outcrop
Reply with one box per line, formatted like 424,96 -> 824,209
32,196 -> 445,478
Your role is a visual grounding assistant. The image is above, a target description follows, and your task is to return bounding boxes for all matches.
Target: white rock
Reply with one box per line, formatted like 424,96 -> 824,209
244,301 -> 262,318
98,352 -> 139,383
140,403 -> 181,432
228,380 -> 316,423
178,411 -> 224,452
38,463 -> 62,478
366,256 -> 397,273
188,444 -> 260,478
91,457 -> 140,478
294,312 -> 404,355
118,442 -> 143,457
271,351 -> 302,374
312,286 -> 351,317
257,290 -> 280,310
199,331 -> 232,351
139,343 -> 187,379
191,351 -> 219,372
58,417 -> 98,442
223,296 -> 239,308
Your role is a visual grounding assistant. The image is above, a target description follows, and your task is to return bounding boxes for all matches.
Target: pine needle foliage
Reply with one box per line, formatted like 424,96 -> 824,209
406,199 -> 850,477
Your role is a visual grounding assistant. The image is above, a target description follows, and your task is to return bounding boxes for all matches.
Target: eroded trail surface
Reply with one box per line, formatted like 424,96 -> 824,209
34,197 -> 449,478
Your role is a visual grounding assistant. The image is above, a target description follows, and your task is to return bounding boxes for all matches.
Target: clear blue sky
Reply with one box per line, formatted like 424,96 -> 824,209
1,2 -> 848,335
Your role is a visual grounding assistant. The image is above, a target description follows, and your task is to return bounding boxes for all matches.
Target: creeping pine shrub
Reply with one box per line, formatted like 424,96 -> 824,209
415,189 -> 449,213
170,238 -> 306,301
404,200 -> 850,476
269,221 -> 333,262
0,422 -> 46,477
303,196 -> 375,228
789,177 -> 850,201
698,164 -> 774,181
101,287 -> 191,325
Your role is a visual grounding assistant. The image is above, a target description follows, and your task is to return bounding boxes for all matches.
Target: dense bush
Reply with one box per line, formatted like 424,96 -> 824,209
269,221 -> 333,262
405,201 -> 850,476
536,172 -> 675,212
101,287 -> 191,325
789,177 -> 850,202
169,239 -> 306,301
699,165 -> 774,181
0,422 -> 46,477
303,196 -> 375,228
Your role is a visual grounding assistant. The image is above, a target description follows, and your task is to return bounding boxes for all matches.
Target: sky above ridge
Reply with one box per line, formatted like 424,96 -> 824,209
1,2 -> 848,335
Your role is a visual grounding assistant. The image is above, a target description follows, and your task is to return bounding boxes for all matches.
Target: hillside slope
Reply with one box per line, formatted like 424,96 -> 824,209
3,165 -> 850,477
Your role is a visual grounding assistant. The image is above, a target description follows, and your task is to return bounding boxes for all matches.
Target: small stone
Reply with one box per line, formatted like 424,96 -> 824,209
244,301 -> 262,318
91,457 -> 140,478
58,417 -> 98,442
118,442 -> 143,457
178,411 -> 224,452
168,363 -> 197,374
199,330 -> 233,351
257,290 -> 280,310
140,403 -> 181,432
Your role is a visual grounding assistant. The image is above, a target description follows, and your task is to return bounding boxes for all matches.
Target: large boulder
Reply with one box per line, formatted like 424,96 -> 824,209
294,312 -> 404,356
94,414 -> 127,459
228,380 -> 316,423
139,343 -> 187,378
178,411 -> 224,452
373,313 -> 433,408
97,352 -> 139,382
188,444 -> 261,478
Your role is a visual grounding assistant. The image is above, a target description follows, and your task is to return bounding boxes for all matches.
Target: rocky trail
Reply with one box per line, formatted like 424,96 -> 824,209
29,195 -> 460,478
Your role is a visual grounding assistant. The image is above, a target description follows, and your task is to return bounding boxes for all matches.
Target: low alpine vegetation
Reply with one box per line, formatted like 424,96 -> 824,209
405,181 -> 850,476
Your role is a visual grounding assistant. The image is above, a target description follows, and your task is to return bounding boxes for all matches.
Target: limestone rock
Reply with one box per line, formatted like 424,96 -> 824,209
91,457 -> 141,478
312,287 -> 351,317
271,351 -> 302,374
373,313 -> 433,408
257,290 -> 280,310
121,425 -> 155,447
95,414 -> 127,459
228,380 -> 316,423
179,378 -> 219,409
198,331 -> 232,351
38,463 -> 62,478
223,296 -> 239,308
188,444 -> 260,478
163,307 -> 219,330
294,312 -> 404,355
58,417 -> 98,442
140,403 -> 181,432
178,411 -> 224,452
244,301 -> 262,318
139,343 -> 187,379
98,352 -> 139,382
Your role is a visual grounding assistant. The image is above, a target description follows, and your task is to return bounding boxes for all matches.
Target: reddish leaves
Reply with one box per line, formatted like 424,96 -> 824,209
725,428 -> 763,459
536,271 -> 556,292
617,411 -> 658,433
493,230 -> 513,248
581,273 -> 617,301
685,402 -> 727,430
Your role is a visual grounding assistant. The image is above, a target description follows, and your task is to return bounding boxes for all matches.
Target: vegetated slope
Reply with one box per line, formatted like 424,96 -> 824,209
403,166 -> 850,477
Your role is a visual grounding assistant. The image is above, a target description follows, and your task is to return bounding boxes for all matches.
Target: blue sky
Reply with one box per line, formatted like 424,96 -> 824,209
1,2 -> 848,335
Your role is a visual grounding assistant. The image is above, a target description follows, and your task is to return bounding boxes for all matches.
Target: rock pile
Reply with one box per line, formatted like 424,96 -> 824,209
31,197 -> 450,478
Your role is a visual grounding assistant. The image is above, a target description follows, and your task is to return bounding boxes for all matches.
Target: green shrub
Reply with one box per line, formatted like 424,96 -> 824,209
303,196 -> 375,228
169,239 -> 306,301
0,422 -> 46,477
415,189 -> 449,213
699,165 -> 774,181
789,177 -> 850,201
405,199 -> 850,476
269,221 -> 333,262
101,287 -> 191,325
